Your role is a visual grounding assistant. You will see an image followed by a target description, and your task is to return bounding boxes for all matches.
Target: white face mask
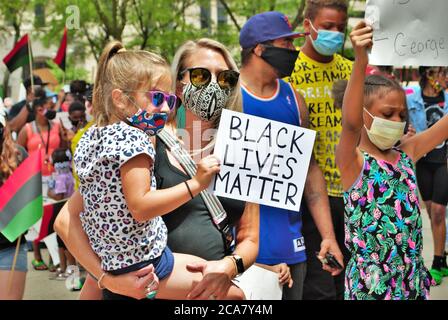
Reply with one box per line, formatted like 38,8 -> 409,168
364,108 -> 406,151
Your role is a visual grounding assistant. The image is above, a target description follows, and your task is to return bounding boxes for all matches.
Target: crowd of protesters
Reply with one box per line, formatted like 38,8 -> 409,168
0,0 -> 447,301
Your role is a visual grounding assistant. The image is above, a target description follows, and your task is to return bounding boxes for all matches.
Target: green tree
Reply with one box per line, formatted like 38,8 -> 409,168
41,0 -> 129,61
46,59 -> 89,90
127,0 -> 205,60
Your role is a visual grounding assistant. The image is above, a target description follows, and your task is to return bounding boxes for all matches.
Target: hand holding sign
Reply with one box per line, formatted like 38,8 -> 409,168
193,155 -> 221,189
350,21 -> 373,65
211,110 -> 316,212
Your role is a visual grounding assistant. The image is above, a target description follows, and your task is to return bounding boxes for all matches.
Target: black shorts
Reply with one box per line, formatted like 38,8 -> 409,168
416,161 -> 448,206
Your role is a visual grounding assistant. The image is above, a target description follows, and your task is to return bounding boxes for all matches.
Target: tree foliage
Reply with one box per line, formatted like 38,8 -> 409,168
1,0 -> 366,91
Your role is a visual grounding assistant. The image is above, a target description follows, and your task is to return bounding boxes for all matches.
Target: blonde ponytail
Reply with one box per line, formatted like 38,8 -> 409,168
93,41 -> 170,127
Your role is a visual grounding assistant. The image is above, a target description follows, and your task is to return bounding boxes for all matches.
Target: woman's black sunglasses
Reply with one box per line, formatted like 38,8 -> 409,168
179,67 -> 239,90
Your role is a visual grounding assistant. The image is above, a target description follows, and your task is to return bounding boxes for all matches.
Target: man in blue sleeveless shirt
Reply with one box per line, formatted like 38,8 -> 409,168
239,11 -> 343,300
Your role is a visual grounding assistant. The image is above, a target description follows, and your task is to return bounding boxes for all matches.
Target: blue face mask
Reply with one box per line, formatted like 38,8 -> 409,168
309,21 -> 345,56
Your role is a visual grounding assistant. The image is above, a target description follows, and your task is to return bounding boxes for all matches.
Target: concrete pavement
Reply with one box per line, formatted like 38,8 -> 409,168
22,209 -> 448,300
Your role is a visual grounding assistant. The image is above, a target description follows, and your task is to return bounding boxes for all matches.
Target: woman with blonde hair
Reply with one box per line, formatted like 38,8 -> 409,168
56,39 -> 259,300
0,107 -> 29,299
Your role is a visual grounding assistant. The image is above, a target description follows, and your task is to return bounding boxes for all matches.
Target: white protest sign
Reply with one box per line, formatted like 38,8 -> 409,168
211,109 -> 316,212
25,218 -> 42,242
366,0 -> 448,66
55,112 -> 72,130
42,232 -> 60,266
232,265 -> 283,300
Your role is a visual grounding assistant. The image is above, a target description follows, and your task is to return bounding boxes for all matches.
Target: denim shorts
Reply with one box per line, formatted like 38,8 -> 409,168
102,247 -> 174,300
0,244 -> 28,272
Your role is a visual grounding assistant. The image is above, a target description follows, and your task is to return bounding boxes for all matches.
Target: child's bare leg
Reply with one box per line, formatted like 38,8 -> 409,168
156,253 -> 245,300
156,253 -> 204,300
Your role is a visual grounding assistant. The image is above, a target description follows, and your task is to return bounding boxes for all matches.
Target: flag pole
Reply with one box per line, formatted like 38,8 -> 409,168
7,235 -> 22,294
27,35 -> 34,94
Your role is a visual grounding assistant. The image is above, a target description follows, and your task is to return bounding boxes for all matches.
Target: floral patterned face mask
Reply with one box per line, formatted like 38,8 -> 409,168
124,95 -> 168,136
126,109 -> 168,136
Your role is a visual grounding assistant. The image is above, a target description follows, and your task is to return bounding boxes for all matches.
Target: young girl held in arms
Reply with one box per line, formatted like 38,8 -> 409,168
336,21 -> 448,300
74,41 -> 245,300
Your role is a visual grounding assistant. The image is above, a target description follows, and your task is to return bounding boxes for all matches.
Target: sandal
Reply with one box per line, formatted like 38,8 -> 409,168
429,268 -> 443,286
48,262 -> 59,272
49,268 -> 64,280
55,272 -> 69,281
32,259 -> 48,271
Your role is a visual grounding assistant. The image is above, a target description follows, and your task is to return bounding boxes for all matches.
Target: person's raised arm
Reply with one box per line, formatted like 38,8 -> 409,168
400,114 -> 448,162
54,190 -> 158,299
336,21 -> 373,190
16,127 -> 28,149
9,106 -> 30,133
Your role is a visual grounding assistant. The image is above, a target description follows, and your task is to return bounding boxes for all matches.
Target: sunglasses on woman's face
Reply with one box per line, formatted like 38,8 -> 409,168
146,91 -> 180,111
179,67 -> 240,90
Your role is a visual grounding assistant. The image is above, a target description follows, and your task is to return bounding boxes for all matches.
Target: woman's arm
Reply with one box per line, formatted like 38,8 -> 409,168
54,190 -> 158,299
121,153 -> 220,222
336,21 -> 372,190
186,202 -> 260,300
232,202 -> 260,270
400,115 -> 448,162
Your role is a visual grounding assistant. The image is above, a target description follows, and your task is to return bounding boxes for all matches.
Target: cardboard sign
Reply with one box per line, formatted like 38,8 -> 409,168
366,0 -> 448,66
211,109 -> 316,212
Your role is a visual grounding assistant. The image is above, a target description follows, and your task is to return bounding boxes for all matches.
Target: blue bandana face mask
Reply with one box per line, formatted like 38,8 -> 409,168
309,21 -> 345,56
125,95 -> 168,136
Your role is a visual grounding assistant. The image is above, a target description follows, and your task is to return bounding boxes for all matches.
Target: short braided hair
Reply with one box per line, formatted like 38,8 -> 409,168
304,0 -> 348,20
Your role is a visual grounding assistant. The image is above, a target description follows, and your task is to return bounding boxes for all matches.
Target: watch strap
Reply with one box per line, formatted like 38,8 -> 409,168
232,254 -> 245,274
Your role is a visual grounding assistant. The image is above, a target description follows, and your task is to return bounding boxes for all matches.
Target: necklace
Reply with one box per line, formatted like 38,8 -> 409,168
35,120 -> 51,169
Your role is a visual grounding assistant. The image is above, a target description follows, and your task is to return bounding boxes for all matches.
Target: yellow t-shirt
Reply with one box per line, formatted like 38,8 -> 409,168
288,51 -> 352,197
71,121 -> 94,190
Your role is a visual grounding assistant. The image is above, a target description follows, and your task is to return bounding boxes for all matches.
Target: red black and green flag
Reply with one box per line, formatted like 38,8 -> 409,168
53,27 -> 67,71
2,34 -> 31,73
35,200 -> 66,244
0,151 -> 43,242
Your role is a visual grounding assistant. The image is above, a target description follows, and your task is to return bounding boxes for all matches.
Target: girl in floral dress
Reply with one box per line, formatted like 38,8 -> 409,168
336,21 -> 448,299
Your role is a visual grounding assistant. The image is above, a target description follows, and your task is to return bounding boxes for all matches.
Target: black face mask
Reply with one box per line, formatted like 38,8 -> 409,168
44,109 -> 57,120
260,45 -> 299,78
